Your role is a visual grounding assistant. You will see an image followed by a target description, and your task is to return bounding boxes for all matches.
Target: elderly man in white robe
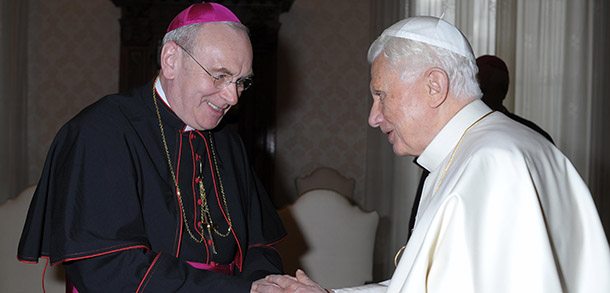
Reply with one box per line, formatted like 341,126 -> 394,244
251,16 -> 610,293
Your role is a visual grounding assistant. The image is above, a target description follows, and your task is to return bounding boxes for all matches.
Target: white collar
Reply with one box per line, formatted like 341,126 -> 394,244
154,77 -> 195,131
416,99 -> 492,172
154,77 -> 170,107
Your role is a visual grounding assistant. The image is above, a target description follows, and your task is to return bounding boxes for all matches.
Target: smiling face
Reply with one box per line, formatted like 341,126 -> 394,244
368,55 -> 432,157
160,22 -> 253,130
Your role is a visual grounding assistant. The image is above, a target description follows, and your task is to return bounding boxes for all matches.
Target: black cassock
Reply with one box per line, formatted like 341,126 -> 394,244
18,79 -> 286,292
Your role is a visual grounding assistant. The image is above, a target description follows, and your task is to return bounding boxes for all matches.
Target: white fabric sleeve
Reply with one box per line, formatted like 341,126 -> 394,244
331,280 -> 389,292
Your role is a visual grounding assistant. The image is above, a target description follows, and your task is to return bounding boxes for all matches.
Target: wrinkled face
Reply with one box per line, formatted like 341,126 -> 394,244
168,23 -> 253,130
368,55 -> 429,156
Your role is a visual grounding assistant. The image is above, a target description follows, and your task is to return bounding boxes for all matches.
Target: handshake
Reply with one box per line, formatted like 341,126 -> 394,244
251,269 -> 331,293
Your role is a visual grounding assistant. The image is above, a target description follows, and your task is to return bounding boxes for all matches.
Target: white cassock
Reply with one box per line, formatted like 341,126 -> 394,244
334,99 -> 610,293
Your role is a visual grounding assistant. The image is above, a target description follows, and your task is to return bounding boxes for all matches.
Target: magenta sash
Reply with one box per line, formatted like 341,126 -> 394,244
186,260 -> 235,275
65,260 -> 235,292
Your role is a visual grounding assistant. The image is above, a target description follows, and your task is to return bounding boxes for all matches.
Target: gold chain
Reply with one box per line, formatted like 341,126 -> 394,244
394,110 -> 495,267
152,80 -> 233,250
433,110 -> 494,194
208,136 -> 233,237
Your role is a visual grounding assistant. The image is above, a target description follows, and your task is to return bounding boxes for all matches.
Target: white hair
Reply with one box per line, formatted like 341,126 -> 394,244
368,35 -> 482,100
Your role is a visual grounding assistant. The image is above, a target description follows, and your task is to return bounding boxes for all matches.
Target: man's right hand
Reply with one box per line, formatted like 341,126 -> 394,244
251,269 -> 330,293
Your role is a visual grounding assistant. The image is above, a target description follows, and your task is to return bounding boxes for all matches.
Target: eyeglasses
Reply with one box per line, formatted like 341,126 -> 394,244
175,43 -> 253,92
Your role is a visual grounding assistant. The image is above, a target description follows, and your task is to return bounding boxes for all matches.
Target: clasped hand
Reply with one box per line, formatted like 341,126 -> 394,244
251,269 -> 330,293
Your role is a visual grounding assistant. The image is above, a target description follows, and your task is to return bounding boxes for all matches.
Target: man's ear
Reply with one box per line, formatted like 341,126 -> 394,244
425,68 -> 449,108
159,41 -> 180,80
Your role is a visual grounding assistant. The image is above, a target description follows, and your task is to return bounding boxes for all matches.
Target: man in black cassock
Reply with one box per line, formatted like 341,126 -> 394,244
17,2 -> 286,292
476,55 -> 554,144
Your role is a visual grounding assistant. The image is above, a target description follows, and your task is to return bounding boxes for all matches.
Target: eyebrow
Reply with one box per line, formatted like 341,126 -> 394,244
371,89 -> 384,96
209,66 -> 233,75
210,66 -> 254,79
370,83 -> 383,93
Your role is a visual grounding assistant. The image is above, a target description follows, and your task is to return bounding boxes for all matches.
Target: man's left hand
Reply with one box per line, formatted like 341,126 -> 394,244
251,269 -> 330,293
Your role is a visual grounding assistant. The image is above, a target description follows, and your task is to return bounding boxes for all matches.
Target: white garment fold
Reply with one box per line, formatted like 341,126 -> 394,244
339,99 -> 610,292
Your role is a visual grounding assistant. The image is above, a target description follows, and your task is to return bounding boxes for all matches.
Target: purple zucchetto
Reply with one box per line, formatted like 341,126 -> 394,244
166,2 -> 241,33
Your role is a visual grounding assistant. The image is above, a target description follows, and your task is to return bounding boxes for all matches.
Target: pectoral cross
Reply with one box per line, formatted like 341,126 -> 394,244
202,213 -> 217,254
198,160 -> 218,254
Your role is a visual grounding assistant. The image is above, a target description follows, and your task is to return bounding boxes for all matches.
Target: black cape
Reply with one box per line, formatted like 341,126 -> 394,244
18,80 -> 286,292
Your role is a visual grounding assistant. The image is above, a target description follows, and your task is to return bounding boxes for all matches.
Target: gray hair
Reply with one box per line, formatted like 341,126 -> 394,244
162,21 -> 249,52
368,35 -> 482,100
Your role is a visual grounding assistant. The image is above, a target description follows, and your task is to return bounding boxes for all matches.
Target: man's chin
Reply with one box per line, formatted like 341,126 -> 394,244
195,116 -> 224,130
392,145 -> 414,157
392,145 -> 404,156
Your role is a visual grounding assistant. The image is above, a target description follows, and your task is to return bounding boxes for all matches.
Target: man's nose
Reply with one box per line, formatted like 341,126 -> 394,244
368,101 -> 382,128
221,84 -> 239,106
